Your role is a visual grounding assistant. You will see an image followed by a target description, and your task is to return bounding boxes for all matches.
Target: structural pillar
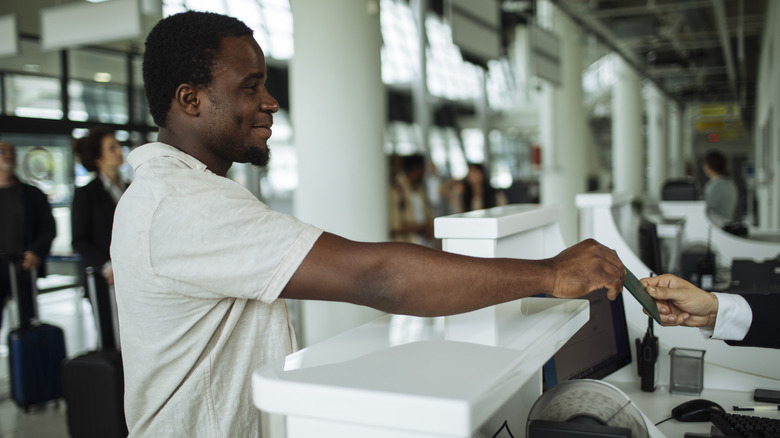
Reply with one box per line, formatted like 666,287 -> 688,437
291,0 -> 386,346
646,84 -> 667,202
667,102 -> 683,179
612,56 -> 643,197
539,5 -> 588,245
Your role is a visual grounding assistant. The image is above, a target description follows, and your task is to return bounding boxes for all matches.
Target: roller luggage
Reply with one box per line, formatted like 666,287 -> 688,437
62,350 -> 127,437
62,266 -> 127,438
5,261 -> 66,411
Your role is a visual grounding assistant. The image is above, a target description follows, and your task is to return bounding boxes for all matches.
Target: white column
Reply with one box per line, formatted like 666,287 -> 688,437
612,56 -> 643,197
291,0 -> 385,346
682,106 -> 696,176
667,102 -> 683,178
539,7 -> 588,245
646,84 -> 667,201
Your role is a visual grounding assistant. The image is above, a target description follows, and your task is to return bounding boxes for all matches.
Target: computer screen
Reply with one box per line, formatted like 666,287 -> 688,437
542,289 -> 632,389
638,218 -> 663,275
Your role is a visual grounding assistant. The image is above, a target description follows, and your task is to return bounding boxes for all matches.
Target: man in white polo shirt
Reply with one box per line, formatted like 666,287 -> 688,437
111,10 -> 626,437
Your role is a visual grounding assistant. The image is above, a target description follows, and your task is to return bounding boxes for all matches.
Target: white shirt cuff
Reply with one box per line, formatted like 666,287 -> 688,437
700,292 -> 752,341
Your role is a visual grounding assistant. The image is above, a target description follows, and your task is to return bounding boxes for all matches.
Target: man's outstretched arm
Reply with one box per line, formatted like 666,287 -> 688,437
282,233 -> 625,317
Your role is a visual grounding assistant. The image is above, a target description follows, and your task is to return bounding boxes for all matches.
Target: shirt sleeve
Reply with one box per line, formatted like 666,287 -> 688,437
699,292 -> 752,341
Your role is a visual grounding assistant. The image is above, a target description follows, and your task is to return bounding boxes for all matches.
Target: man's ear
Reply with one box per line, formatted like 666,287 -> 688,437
173,83 -> 202,117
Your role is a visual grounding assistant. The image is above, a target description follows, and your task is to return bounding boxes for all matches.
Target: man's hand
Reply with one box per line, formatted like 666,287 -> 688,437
548,239 -> 625,300
640,274 -> 718,327
21,251 -> 41,270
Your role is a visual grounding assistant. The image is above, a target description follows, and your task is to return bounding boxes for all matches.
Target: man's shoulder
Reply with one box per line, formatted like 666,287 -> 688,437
128,142 -> 208,173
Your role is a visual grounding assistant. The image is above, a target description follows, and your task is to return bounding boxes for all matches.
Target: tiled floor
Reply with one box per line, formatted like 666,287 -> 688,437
0,279 -> 97,438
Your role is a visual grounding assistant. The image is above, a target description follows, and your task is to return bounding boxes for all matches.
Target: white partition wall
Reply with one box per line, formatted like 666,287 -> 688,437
577,193 -> 780,391
659,200 -> 780,267
434,205 -> 566,346
252,204 -> 590,437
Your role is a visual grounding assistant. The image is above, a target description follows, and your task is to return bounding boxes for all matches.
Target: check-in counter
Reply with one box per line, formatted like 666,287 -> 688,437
251,205 -> 590,437
659,200 -> 780,266
576,192 -> 780,388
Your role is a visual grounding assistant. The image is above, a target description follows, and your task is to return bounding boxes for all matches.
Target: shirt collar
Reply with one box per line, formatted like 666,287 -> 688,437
127,142 -> 210,173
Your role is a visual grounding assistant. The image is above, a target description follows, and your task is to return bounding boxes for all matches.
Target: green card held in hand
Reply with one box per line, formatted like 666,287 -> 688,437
624,268 -> 662,324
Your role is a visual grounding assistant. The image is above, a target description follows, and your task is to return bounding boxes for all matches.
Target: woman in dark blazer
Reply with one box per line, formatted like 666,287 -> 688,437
71,127 -> 126,350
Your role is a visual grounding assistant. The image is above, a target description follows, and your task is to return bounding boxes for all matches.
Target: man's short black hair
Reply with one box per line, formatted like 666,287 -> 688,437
401,154 -> 426,173
704,150 -> 728,176
143,11 -> 254,127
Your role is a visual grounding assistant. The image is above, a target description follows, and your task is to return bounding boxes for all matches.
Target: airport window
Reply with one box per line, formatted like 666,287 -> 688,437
385,121 -> 420,156
132,57 -> 153,126
425,14 -> 481,101
380,0 -> 419,86
68,49 -> 129,124
486,58 -> 517,110
162,0 -> 293,61
3,73 -> 63,119
430,126 -> 468,179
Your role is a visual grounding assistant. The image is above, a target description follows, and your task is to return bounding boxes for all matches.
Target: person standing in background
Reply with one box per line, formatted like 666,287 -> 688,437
390,154 -> 435,247
702,150 -> 738,226
71,127 -> 127,350
0,141 -> 56,329
441,162 -> 506,213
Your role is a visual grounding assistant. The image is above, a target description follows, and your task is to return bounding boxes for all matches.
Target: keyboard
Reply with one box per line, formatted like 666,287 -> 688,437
710,412 -> 780,437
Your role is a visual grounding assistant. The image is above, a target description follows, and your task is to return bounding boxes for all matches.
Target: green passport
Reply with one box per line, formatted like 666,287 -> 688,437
623,268 -> 662,324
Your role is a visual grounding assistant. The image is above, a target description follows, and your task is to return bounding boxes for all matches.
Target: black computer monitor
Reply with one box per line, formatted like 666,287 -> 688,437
542,289 -> 632,389
638,218 -> 663,275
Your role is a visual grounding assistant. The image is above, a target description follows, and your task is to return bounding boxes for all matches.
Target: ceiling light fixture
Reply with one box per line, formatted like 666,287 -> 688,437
93,72 -> 112,83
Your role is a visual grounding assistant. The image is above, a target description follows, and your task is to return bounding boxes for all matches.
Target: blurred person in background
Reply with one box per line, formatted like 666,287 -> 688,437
0,140 -> 56,329
702,150 -> 738,226
441,162 -> 506,213
71,127 -> 127,349
390,154 -> 435,247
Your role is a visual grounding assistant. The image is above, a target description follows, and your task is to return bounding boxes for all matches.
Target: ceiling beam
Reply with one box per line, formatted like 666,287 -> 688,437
551,0 -> 681,105
711,0 -> 737,99
590,1 -> 711,18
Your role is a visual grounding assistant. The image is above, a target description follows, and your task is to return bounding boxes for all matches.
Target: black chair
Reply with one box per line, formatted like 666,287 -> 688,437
661,179 -> 698,201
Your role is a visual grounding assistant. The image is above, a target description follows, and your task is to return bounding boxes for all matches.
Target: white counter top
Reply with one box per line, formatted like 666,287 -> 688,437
252,297 -> 589,437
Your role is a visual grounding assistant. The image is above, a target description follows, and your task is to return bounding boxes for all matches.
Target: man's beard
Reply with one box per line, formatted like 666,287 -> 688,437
244,144 -> 270,168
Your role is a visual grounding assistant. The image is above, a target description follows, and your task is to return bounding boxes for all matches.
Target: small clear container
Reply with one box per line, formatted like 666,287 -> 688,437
669,347 -> 706,395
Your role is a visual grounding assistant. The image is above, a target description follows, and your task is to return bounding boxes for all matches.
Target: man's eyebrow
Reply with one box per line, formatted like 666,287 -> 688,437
243,71 -> 267,83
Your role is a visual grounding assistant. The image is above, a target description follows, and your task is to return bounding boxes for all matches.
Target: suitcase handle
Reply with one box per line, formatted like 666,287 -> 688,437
85,267 -> 121,350
7,261 -> 39,327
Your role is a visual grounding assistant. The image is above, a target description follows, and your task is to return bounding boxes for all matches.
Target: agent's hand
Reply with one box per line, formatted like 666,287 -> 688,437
548,239 -> 625,301
21,251 -> 41,270
640,274 -> 718,327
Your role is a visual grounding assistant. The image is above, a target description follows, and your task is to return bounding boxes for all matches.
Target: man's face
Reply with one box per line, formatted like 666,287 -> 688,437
201,36 -> 279,168
0,142 -> 16,172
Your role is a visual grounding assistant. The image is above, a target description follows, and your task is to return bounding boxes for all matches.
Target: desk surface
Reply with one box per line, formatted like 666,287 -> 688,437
253,298 -> 589,437
608,380 -> 780,436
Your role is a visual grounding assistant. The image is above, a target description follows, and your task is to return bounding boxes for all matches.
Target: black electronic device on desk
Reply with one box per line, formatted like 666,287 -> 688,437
730,256 -> 780,292
542,288 -> 632,389
635,317 -> 659,392
709,412 -> 780,437
671,399 -> 725,422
